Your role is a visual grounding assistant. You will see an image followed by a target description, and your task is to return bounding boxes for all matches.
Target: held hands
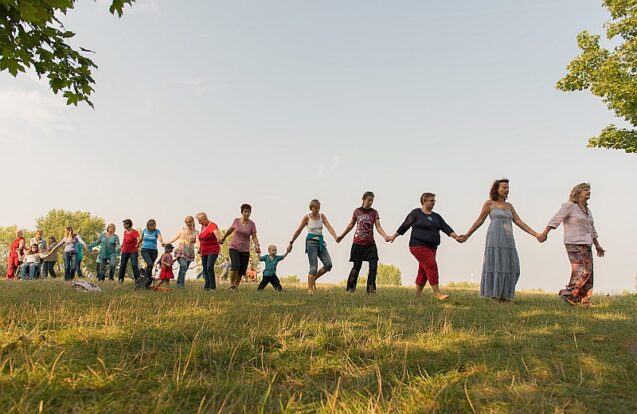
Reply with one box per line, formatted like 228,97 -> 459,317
286,244 -> 293,253
456,235 -> 468,243
386,234 -> 397,243
336,235 -> 343,243
536,232 -> 548,243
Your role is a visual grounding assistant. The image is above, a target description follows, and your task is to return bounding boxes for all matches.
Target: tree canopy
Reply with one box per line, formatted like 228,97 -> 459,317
35,209 -> 105,243
557,0 -> 637,153
0,0 -> 134,107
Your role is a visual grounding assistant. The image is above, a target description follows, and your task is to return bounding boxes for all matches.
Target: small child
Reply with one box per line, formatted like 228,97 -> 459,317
157,244 -> 175,286
257,244 -> 291,291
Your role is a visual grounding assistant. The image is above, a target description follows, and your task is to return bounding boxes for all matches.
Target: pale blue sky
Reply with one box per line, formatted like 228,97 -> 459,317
1,0 -> 634,292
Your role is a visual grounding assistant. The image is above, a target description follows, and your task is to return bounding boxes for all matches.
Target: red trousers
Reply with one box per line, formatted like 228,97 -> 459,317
6,254 -> 20,279
410,245 -> 439,286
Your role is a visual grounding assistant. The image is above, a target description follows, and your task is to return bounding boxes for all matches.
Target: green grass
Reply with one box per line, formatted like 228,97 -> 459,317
0,280 -> 636,413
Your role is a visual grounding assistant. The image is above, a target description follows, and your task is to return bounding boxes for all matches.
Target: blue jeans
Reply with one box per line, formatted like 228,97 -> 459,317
23,263 -> 38,280
202,254 -> 218,290
64,252 -> 77,280
306,239 -> 333,276
98,255 -> 117,281
119,252 -> 140,281
177,258 -> 191,287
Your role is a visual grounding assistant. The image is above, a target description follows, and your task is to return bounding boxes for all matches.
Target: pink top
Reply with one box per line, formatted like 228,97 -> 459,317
547,202 -> 598,246
229,218 -> 256,252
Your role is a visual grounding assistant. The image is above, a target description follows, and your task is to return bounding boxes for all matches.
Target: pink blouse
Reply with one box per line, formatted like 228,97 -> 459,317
547,202 -> 598,246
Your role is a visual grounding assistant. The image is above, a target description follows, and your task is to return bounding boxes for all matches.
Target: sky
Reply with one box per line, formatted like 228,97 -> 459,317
1,0 -> 634,293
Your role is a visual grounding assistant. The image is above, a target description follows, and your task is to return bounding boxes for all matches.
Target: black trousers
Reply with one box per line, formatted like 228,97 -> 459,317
257,274 -> 283,291
346,259 -> 378,292
41,261 -> 57,278
141,249 -> 158,276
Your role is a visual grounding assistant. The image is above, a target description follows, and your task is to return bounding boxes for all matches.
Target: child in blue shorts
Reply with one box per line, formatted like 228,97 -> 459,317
257,244 -> 291,291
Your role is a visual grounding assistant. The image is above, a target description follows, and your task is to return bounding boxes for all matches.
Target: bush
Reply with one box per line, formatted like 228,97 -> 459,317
279,275 -> 300,284
368,263 -> 401,286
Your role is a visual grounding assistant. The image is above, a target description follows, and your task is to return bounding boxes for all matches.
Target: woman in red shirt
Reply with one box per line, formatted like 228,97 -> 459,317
118,219 -> 140,283
6,229 -> 25,279
196,212 -> 222,291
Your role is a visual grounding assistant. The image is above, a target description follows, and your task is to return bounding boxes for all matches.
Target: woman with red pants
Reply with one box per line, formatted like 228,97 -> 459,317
6,229 -> 25,279
388,192 -> 463,299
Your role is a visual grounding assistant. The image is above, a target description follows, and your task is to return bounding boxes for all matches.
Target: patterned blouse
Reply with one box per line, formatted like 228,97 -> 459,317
174,227 -> 199,261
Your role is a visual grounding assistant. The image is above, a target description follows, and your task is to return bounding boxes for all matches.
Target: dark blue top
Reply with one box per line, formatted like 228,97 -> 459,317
396,209 -> 454,248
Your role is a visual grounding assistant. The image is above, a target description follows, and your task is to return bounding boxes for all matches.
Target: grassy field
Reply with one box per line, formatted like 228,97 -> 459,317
0,280 -> 635,413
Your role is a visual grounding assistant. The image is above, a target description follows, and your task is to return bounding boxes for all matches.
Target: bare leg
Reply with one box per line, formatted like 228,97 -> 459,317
307,274 -> 316,294
415,284 -> 424,297
229,270 -> 239,288
431,284 -> 449,300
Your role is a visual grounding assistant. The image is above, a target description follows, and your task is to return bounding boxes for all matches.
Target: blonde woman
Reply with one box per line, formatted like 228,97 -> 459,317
289,199 -> 339,294
52,227 -> 87,281
88,224 -> 121,282
539,183 -> 605,307
166,216 -> 200,287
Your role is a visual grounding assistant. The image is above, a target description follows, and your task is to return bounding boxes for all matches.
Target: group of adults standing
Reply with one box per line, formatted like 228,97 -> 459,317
4,180 -> 604,306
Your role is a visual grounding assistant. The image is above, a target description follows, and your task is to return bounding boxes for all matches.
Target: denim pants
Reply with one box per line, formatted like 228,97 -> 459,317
63,251 -> 77,280
119,252 -> 140,281
41,261 -> 57,278
202,254 -> 218,290
23,263 -> 38,280
98,255 -> 117,281
306,239 -> 333,276
176,258 -> 191,287
141,249 -> 158,278
76,258 -> 84,278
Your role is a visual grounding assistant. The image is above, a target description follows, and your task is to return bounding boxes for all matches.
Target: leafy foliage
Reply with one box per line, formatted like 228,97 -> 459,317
35,209 -> 105,243
557,0 -> 637,153
0,0 -> 134,107
375,263 -> 402,286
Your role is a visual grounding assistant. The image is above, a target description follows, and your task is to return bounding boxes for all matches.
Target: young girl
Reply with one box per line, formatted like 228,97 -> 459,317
157,244 -> 175,287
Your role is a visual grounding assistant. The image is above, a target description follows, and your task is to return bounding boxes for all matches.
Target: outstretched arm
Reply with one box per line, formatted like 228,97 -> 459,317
511,205 -> 539,238
251,232 -> 261,255
321,214 -> 339,241
165,231 -> 181,245
463,201 -> 492,241
374,219 -> 391,242
288,216 -> 309,250
220,224 -> 235,244
337,218 -> 356,243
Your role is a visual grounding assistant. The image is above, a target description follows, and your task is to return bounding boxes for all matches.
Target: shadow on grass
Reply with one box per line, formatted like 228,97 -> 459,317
0,282 -> 636,412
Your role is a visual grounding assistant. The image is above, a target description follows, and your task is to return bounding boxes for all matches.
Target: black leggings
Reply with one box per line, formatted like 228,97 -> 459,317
229,249 -> 250,276
346,259 -> 379,292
